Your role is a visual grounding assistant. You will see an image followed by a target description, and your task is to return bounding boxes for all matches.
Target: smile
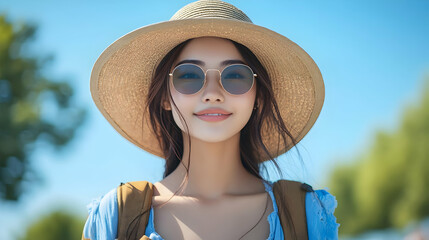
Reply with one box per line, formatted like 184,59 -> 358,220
194,113 -> 232,122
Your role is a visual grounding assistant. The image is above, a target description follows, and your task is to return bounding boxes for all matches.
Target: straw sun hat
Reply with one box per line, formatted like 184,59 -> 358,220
90,0 -> 325,161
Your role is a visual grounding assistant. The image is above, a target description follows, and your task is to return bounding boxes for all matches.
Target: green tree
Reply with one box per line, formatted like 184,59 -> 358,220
19,209 -> 85,240
328,76 -> 429,235
0,14 -> 87,201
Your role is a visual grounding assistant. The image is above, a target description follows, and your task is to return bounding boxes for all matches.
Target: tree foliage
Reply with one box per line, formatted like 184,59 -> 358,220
0,14 -> 87,201
328,76 -> 429,235
19,209 -> 85,240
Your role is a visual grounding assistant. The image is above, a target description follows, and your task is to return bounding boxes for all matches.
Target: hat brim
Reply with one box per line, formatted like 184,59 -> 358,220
90,18 -> 324,161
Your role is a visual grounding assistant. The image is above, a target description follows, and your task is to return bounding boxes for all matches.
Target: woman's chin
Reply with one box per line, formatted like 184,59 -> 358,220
186,131 -> 240,144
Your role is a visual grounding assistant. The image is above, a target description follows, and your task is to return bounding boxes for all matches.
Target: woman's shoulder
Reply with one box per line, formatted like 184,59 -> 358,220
83,187 -> 119,240
305,188 -> 340,239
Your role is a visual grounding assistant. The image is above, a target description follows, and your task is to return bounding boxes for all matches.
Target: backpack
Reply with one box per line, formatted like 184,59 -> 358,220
115,180 -> 313,240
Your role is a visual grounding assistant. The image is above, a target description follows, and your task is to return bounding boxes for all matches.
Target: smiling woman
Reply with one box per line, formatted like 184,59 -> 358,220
166,37 -> 257,144
82,0 -> 339,239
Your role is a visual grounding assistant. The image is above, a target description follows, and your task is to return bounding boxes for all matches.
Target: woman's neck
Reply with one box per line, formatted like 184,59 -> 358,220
161,132 -> 264,201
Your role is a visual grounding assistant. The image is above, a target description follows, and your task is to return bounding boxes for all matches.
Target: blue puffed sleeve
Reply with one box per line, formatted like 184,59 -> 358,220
306,190 -> 340,240
83,188 -> 119,240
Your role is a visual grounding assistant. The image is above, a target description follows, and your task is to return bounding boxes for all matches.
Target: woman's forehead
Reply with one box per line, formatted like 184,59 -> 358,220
174,37 -> 245,68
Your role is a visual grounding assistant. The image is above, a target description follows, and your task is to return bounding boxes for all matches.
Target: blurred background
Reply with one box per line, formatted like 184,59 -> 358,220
0,0 -> 428,239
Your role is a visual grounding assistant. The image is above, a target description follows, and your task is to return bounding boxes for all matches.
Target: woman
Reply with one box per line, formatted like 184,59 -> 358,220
83,0 -> 339,239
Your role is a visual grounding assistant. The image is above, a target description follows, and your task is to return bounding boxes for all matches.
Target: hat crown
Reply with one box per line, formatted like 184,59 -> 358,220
170,0 -> 252,23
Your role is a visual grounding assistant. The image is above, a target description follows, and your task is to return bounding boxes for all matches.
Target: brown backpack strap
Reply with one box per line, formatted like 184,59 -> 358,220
273,180 -> 313,240
117,181 -> 154,240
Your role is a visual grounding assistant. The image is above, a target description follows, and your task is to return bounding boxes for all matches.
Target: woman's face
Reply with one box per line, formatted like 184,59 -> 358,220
168,37 -> 257,142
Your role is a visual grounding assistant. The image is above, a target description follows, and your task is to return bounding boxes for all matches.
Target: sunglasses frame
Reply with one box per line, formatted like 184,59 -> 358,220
168,63 -> 257,96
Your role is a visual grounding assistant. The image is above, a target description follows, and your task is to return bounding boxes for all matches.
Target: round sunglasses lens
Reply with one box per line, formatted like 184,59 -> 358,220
172,64 -> 205,94
221,65 -> 254,95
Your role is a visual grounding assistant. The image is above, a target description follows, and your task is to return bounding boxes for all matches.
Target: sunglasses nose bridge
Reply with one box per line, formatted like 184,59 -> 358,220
202,69 -> 224,93
204,68 -> 222,84
205,68 -> 221,78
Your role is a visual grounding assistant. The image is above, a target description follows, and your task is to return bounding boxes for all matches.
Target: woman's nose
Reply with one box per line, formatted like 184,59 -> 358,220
201,70 -> 224,103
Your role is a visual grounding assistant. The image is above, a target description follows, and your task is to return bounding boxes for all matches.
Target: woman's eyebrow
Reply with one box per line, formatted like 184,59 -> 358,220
174,59 -> 246,68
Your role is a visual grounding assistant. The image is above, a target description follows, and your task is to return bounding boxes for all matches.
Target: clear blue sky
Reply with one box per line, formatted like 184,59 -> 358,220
1,1 -> 428,239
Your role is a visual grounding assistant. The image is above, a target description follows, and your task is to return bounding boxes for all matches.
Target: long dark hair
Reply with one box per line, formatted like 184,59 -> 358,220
126,37 -> 303,239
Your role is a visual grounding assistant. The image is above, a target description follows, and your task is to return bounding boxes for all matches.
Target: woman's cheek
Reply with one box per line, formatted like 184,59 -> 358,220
170,97 -> 195,134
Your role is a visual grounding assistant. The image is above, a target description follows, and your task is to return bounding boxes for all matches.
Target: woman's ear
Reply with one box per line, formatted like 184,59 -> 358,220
162,100 -> 172,111
254,99 -> 261,110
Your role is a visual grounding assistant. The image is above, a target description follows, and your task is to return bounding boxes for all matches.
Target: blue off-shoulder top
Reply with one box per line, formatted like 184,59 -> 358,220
83,180 -> 340,240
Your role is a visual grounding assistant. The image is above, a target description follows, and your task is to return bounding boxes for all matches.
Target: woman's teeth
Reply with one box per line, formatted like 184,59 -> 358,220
202,114 -> 224,116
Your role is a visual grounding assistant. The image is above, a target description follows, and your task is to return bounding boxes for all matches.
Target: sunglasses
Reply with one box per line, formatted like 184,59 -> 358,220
169,63 -> 257,95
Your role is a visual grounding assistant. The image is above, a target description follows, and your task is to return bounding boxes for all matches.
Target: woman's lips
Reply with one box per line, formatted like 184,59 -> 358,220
194,107 -> 232,115
194,113 -> 232,122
